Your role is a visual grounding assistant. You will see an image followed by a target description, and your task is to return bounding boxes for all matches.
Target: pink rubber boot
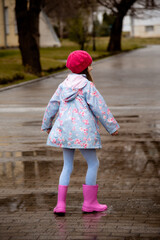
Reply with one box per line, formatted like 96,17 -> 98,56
53,185 -> 68,214
82,184 -> 107,212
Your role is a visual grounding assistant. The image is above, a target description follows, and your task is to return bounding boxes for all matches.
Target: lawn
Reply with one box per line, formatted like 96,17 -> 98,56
0,37 -> 160,88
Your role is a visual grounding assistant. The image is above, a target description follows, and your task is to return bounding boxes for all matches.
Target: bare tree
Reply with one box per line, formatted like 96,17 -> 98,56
44,0 -> 98,50
97,0 -> 137,51
43,0 -> 75,39
15,0 -> 98,76
97,0 -> 160,52
15,0 -> 43,76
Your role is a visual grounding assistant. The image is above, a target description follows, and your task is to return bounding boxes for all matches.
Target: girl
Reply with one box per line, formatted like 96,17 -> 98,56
41,50 -> 120,214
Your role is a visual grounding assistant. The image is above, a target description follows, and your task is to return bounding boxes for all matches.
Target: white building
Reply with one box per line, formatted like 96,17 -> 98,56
96,4 -> 160,38
0,0 -> 61,48
123,10 -> 160,38
40,11 -> 61,47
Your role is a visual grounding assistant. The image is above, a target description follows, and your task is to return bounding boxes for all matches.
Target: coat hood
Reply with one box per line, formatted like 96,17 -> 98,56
61,73 -> 88,102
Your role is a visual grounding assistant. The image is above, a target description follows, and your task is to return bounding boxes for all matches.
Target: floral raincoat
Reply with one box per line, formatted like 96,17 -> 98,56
41,73 -> 120,149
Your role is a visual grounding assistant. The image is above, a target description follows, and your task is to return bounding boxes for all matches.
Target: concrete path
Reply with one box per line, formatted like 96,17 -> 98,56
0,45 -> 160,240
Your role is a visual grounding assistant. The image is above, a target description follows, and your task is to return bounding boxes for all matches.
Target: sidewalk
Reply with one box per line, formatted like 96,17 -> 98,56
0,45 -> 160,240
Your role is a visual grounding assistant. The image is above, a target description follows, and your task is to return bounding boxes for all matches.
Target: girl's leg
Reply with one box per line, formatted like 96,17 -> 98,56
80,149 -> 107,212
59,148 -> 75,186
54,148 -> 75,214
79,149 -> 99,185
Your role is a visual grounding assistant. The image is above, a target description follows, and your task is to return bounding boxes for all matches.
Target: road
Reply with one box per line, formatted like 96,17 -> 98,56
0,45 -> 160,240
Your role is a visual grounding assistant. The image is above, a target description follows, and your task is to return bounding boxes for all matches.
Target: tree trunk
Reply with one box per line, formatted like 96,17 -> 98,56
92,11 -> 96,51
81,42 -> 84,50
15,0 -> 42,75
107,0 -> 137,52
107,14 -> 123,52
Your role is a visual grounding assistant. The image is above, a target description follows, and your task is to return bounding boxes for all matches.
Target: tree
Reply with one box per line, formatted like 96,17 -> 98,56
43,0 -> 75,39
97,0 -> 137,52
44,0 -> 98,50
99,13 -> 115,37
67,12 -> 89,50
15,0 -> 43,75
97,0 -> 160,52
15,0 -> 99,75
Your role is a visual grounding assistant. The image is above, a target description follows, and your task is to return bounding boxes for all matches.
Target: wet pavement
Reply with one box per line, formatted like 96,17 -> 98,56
0,45 -> 160,240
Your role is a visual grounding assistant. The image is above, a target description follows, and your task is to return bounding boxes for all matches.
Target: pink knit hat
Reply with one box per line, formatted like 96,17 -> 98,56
66,50 -> 92,73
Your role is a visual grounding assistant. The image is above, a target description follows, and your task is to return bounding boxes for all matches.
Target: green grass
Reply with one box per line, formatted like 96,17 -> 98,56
0,37 -> 160,88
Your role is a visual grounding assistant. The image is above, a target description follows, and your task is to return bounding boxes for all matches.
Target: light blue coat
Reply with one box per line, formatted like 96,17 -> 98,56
41,73 -> 120,149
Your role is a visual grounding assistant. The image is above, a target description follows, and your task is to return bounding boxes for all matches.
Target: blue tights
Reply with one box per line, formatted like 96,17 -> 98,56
59,148 -> 99,186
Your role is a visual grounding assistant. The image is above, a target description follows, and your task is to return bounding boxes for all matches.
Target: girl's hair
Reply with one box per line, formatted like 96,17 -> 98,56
80,67 -> 93,82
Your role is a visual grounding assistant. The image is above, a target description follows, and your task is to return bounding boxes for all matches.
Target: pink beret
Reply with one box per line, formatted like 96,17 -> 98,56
66,50 -> 92,73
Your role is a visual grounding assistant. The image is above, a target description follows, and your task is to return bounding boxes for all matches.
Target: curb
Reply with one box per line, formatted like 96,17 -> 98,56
0,69 -> 68,93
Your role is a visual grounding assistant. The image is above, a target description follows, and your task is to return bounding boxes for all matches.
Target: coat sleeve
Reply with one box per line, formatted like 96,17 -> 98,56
41,86 -> 61,132
85,82 -> 120,134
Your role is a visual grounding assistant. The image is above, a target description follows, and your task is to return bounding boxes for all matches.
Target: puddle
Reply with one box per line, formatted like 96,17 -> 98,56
0,149 -> 62,159
0,192 -> 56,213
0,191 -> 107,240
22,121 -> 42,126
0,139 -> 159,193
116,115 -> 139,118
0,160 -> 58,179
113,115 -> 140,123
149,121 -> 160,134
110,132 -> 153,138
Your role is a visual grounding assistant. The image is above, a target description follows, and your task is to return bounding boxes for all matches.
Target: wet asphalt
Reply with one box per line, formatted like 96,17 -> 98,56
0,45 -> 160,240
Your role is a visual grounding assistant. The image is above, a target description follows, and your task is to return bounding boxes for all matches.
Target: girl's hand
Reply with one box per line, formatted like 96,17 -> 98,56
47,129 -> 51,134
111,130 -> 118,136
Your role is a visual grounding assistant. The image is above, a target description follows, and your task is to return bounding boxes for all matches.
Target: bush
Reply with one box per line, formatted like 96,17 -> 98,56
43,65 -> 66,74
97,13 -> 115,37
67,12 -> 89,50
0,73 -> 24,85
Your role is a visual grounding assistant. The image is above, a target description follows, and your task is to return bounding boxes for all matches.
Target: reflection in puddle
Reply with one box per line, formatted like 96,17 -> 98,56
116,115 -> 140,123
0,149 -> 62,159
22,121 -> 42,126
0,139 -> 160,191
130,141 -> 160,176
101,139 -> 160,177
53,211 -> 107,240
149,120 -> 160,134
0,159 -> 59,189
0,192 -> 56,213
82,212 -> 107,239
0,192 -> 107,240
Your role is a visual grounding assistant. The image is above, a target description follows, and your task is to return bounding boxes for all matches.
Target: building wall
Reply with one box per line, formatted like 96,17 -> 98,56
0,0 -> 18,47
123,10 -> 160,38
134,24 -> 160,37
0,0 -> 5,47
5,0 -> 18,46
39,11 -> 61,47
0,0 -> 61,48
